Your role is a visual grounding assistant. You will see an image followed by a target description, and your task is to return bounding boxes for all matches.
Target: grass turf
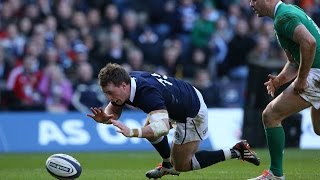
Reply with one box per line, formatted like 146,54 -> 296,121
0,149 -> 319,179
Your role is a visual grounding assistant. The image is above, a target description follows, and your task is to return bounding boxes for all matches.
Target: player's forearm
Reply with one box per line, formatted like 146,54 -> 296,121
128,126 -> 167,138
129,121 -> 170,138
277,61 -> 298,86
142,126 -> 164,138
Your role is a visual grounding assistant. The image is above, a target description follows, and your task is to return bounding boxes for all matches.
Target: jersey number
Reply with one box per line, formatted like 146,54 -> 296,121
151,73 -> 173,86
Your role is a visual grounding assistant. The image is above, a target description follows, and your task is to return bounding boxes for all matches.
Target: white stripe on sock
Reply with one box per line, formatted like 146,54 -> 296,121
222,149 -> 232,160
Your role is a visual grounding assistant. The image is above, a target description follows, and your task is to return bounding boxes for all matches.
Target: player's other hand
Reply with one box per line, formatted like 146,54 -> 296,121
111,120 -> 130,137
87,107 -> 114,124
264,74 -> 280,97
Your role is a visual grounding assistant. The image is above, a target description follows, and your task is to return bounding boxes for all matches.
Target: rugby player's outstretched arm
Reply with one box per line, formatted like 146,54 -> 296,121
87,102 -> 123,124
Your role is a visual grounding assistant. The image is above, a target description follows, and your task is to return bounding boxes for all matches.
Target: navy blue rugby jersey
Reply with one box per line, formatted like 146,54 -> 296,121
127,71 -> 200,123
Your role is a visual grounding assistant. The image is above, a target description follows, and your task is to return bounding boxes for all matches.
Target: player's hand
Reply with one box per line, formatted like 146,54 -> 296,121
292,78 -> 308,94
264,74 -> 281,97
111,120 -> 130,137
87,107 -> 114,124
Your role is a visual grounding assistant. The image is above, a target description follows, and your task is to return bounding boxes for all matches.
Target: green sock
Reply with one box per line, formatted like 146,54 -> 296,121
265,127 -> 285,177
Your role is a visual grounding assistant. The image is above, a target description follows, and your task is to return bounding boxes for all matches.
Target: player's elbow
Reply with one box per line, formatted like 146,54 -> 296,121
305,36 -> 316,50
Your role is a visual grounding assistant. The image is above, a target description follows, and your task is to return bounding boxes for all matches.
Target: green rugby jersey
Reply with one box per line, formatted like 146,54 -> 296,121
274,2 -> 320,68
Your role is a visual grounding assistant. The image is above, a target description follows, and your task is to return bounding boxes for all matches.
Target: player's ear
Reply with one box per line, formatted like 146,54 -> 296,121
121,81 -> 127,89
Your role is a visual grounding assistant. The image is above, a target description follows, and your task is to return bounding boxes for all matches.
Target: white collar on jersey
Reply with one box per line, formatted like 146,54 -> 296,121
274,1 -> 283,17
129,77 -> 136,102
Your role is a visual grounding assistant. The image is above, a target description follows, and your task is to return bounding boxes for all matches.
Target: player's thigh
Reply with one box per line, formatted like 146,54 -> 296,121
311,107 -> 320,135
171,140 -> 200,166
264,84 -> 310,122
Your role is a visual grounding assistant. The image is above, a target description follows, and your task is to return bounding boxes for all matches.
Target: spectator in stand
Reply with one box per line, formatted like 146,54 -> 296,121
219,18 -> 256,80
37,0 -> 54,16
0,23 -> 26,59
23,40 -> 43,67
54,33 -> 73,70
125,47 -> 152,71
174,0 -> 200,60
87,8 -> 103,41
103,32 -> 127,66
248,15 -> 263,41
18,17 -> 33,38
192,68 -> 221,107
0,1 -> 16,28
260,19 -> 282,57
55,1 -> 73,31
71,11 -> 89,37
24,3 -> 42,24
136,26 -> 162,65
109,23 -> 125,39
248,35 -> 279,63
174,0 -> 200,35
207,15 -> 231,79
184,47 -> 210,78
38,64 -> 73,112
39,47 -> 59,69
65,42 -> 90,83
43,16 -> 58,47
11,55 -> 44,110
92,23 -> 124,76
226,3 -> 242,28
72,62 -> 106,114
82,33 -> 99,71
145,0 -> 174,39
160,39 -> 183,78
6,42 -> 42,90
191,1 -> 219,49
102,3 -> 120,29
121,9 -> 142,45
66,28 -> 81,48
212,15 -> 233,43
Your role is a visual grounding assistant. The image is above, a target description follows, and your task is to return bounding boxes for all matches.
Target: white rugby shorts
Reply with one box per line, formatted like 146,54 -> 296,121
299,68 -> 320,109
170,87 -> 209,144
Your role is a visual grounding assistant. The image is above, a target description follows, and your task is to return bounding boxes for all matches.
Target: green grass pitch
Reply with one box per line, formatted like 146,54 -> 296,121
0,149 -> 319,180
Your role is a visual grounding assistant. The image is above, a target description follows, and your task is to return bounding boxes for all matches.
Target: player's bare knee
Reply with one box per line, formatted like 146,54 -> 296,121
262,106 -> 283,127
262,108 -> 272,126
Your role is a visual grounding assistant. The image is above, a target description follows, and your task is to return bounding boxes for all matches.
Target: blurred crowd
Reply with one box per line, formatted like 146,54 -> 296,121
0,0 -> 319,112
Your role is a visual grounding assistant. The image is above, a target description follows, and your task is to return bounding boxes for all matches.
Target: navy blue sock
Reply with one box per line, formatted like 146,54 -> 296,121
194,150 -> 225,169
150,136 -> 171,167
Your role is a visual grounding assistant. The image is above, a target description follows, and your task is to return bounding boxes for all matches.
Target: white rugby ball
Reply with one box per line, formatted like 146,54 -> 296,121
46,153 -> 82,179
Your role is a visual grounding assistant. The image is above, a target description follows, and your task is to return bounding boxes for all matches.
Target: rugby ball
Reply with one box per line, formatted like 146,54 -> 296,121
46,153 -> 82,179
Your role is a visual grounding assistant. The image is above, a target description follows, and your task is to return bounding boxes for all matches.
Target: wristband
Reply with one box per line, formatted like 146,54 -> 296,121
129,128 -> 142,137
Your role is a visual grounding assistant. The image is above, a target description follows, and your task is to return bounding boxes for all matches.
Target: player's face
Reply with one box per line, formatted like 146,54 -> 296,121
102,82 -> 128,106
250,0 -> 267,17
